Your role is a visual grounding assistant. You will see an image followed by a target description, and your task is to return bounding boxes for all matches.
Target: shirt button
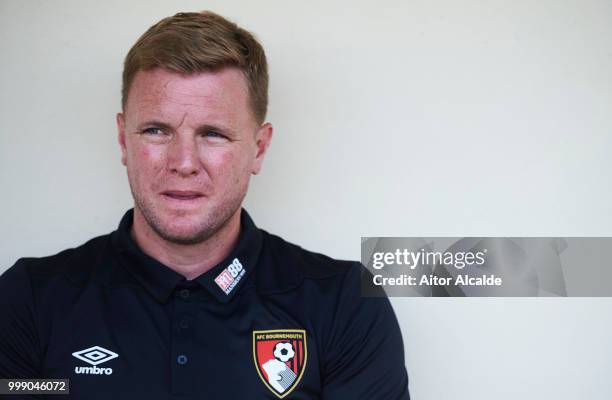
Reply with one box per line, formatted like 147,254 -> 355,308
179,319 -> 189,329
179,289 -> 190,299
177,355 -> 188,365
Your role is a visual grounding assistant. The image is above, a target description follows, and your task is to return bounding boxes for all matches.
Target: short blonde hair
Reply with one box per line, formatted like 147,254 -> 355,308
122,11 -> 268,123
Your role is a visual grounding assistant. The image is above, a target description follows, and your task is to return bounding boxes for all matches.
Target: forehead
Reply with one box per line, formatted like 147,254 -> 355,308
125,67 -> 253,126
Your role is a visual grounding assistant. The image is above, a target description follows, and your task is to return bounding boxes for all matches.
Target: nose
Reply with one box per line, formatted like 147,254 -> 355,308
167,134 -> 201,177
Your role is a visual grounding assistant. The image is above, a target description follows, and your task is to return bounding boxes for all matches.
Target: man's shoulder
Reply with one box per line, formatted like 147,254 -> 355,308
256,229 -> 362,294
1,233 -> 112,286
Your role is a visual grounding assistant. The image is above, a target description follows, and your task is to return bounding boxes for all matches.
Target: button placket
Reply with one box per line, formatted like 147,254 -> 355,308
170,285 -> 198,395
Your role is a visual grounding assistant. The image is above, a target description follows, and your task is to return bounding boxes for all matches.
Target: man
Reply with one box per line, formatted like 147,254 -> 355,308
0,11 -> 410,399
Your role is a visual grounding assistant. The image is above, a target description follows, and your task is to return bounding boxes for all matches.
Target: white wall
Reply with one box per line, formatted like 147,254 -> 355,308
1,0 -> 611,398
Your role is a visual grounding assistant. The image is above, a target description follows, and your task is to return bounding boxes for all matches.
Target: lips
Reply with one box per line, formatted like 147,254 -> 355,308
161,190 -> 204,200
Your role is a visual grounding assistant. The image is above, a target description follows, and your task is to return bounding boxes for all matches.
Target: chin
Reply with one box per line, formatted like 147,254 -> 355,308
135,193 -> 242,245
156,223 -> 213,245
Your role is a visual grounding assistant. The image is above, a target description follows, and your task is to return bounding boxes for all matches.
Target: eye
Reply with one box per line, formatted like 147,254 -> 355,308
142,127 -> 165,135
202,130 -> 227,140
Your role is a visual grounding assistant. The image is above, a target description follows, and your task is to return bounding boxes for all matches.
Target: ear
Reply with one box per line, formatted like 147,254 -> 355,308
116,112 -> 127,166
251,122 -> 273,175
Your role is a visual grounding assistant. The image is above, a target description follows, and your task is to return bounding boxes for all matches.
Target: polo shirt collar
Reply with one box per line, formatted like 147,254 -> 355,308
111,208 -> 262,304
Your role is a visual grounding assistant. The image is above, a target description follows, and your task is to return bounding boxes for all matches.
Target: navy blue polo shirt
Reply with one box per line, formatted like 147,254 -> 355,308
0,209 -> 409,399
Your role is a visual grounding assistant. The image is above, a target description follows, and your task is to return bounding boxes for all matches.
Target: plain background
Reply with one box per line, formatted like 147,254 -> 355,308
1,0 -> 611,398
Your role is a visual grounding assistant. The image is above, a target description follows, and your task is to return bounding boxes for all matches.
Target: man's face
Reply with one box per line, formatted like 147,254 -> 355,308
116,67 -> 272,245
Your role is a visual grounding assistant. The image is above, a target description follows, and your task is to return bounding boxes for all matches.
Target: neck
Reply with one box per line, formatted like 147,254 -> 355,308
130,208 -> 242,280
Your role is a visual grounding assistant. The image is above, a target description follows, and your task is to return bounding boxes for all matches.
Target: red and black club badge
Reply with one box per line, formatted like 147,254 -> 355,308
252,329 -> 307,398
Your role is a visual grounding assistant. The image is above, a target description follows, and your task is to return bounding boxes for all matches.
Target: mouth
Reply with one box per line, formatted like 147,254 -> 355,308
161,190 -> 205,201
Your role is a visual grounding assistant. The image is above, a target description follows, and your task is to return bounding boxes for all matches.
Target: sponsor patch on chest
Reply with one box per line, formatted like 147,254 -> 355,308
214,258 -> 245,295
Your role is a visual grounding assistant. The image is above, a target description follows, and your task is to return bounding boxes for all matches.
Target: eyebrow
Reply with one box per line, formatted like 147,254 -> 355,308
136,120 -> 235,136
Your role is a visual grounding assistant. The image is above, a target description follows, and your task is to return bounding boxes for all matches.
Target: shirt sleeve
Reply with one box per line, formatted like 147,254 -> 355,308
320,262 -> 410,399
0,259 -> 43,379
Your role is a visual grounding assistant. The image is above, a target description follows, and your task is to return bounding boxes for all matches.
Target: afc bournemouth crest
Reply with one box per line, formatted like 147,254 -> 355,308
253,329 -> 307,398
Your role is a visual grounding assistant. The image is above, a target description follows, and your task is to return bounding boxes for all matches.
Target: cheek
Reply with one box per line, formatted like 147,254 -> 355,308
127,145 -> 164,183
135,145 -> 164,166
207,148 -> 250,184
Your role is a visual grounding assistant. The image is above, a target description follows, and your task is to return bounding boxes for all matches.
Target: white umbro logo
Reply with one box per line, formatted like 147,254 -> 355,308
72,346 -> 118,375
